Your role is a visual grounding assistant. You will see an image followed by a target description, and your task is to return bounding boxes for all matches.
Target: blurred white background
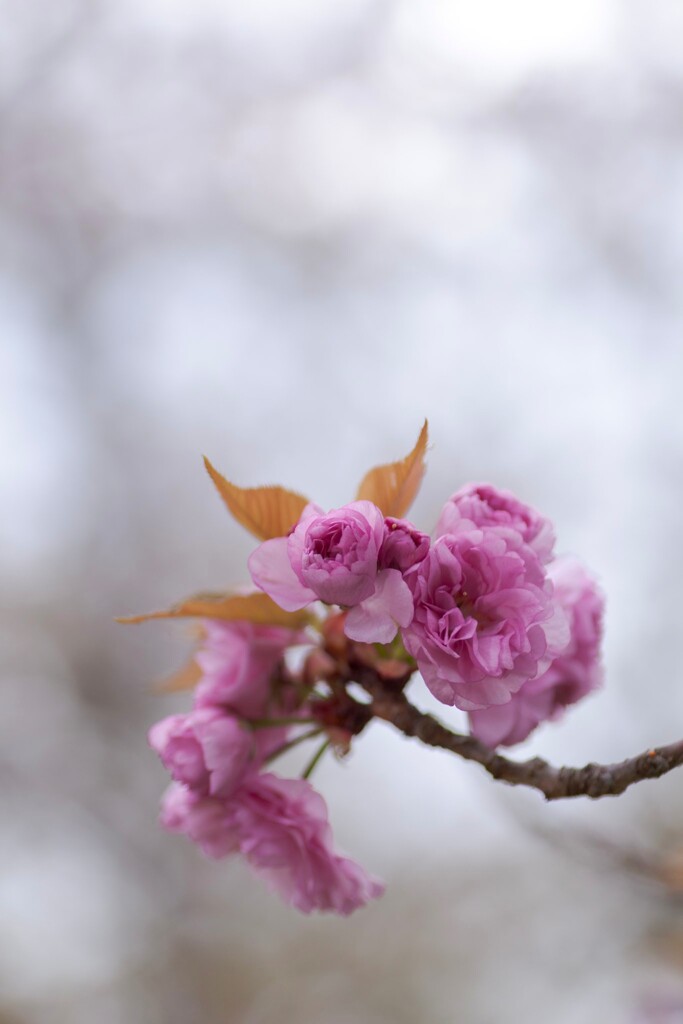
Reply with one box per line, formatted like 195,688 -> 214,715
3,0 -> 683,1021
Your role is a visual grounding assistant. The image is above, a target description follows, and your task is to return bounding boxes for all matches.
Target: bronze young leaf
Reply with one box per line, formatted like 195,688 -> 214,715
356,420 -> 429,518
118,590 -> 312,628
203,457 -> 309,540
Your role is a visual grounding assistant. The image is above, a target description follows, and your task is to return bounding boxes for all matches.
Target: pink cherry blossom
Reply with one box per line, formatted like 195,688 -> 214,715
246,502 -> 323,612
194,619 -> 304,718
379,517 -> 430,572
159,772 -> 384,915
232,773 -> 385,915
436,483 -> 555,563
402,527 -> 569,711
296,501 -> 385,605
149,706 -> 252,798
160,783 -> 240,859
249,501 -> 414,644
469,557 -> 604,746
250,501 -> 384,608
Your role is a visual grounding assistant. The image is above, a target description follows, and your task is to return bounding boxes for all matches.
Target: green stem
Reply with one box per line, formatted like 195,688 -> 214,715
302,739 -> 331,780
263,727 -> 322,766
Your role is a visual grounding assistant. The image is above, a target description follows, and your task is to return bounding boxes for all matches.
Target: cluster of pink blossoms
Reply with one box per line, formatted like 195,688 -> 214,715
145,469 -> 604,915
249,483 -> 604,737
149,621 -> 384,914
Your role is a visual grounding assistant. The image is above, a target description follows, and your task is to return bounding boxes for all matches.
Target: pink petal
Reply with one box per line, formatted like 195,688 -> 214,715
468,702 -> 518,747
345,568 -> 414,644
248,536 -> 316,611
194,715 -> 252,799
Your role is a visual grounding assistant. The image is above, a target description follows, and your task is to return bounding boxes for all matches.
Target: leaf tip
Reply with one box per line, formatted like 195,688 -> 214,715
355,419 -> 431,518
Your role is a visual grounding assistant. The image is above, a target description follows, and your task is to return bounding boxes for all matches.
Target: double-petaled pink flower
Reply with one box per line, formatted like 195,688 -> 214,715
436,482 -> 556,563
194,620 -> 304,718
469,557 -> 604,746
229,773 -> 385,915
149,707 -> 252,798
149,622 -> 384,916
248,502 -> 424,644
160,773 -> 384,914
402,526 -> 569,710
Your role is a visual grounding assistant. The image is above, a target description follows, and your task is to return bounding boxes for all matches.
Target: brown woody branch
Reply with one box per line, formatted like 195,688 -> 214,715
352,667 -> 683,802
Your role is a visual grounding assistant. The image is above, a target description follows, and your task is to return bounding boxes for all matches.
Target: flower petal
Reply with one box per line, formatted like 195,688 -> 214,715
345,568 -> 414,644
248,536 -> 316,611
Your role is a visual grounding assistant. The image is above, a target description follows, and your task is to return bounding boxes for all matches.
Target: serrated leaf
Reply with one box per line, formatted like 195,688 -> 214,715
203,457 -> 309,540
117,590 -> 312,628
355,420 -> 429,518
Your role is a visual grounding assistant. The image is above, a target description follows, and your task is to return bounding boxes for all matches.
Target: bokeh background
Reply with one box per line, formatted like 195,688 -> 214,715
4,1 -> 683,1021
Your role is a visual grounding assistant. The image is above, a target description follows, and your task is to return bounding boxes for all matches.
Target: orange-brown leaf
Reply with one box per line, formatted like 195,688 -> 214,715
355,420 -> 429,518
117,590 -> 311,629
203,457 -> 309,540
155,656 -> 203,693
